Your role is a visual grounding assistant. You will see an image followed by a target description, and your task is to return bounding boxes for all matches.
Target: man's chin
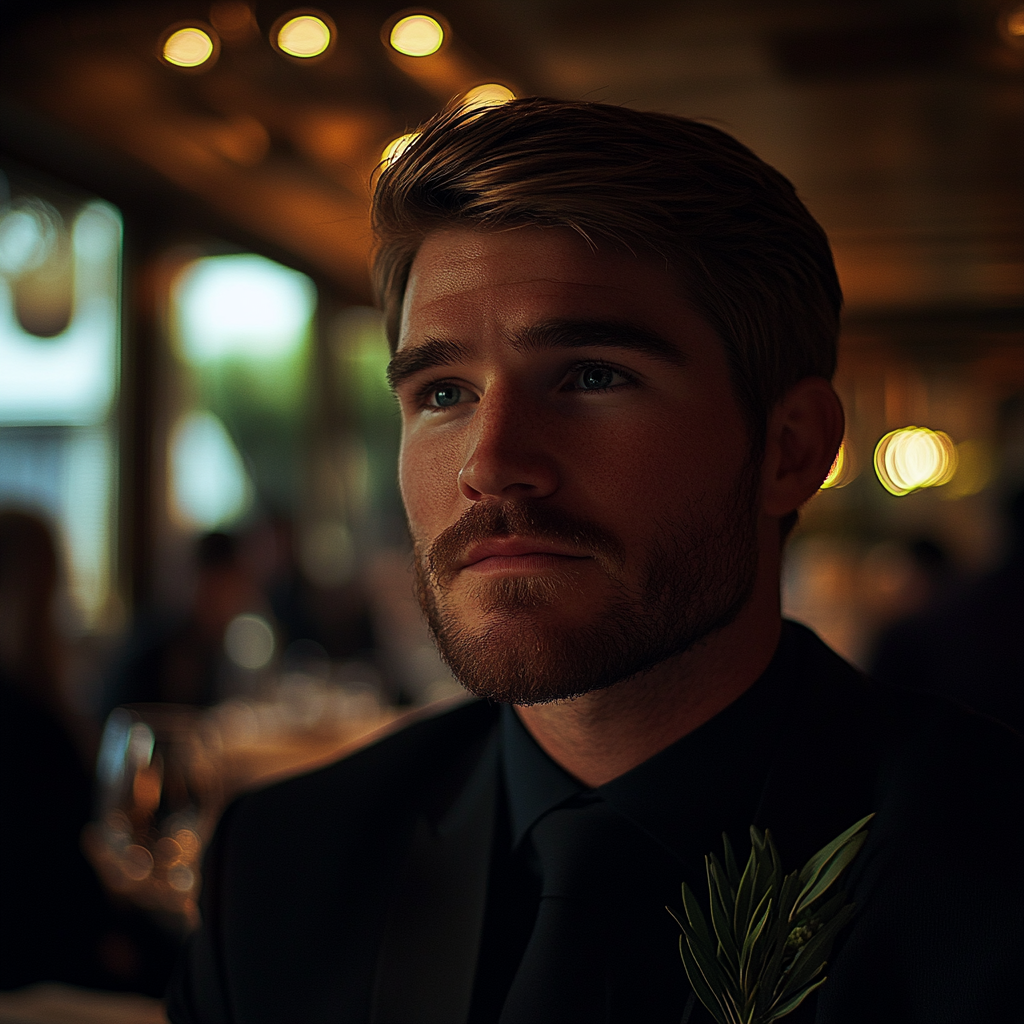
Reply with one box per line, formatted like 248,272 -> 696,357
445,638 -> 621,705
427,612 -> 650,706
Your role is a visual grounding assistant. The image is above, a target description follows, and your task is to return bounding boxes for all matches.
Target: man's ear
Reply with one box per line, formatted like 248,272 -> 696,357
760,377 -> 845,517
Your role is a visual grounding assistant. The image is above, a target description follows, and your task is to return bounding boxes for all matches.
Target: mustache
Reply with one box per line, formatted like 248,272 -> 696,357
424,501 -> 626,588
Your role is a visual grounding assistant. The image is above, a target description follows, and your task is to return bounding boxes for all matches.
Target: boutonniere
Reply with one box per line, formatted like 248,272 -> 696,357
669,813 -> 874,1024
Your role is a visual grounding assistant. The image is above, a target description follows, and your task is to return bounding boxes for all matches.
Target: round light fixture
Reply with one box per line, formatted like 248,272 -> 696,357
380,132 -> 419,168
161,25 -> 218,68
274,12 -> 333,58
389,14 -> 444,56
461,83 -> 515,111
874,426 -> 957,496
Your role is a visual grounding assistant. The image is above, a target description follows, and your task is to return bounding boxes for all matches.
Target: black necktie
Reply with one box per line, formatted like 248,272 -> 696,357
498,798 -> 618,1024
498,796 -> 695,1024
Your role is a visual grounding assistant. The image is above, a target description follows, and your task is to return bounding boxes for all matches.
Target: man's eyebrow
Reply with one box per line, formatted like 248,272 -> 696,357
511,318 -> 687,367
386,317 -> 686,391
387,338 -> 472,391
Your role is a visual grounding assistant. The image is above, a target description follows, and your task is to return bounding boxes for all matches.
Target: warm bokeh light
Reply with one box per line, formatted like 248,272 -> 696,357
389,14 -> 444,56
122,844 -> 155,882
381,132 -> 419,167
820,439 -> 853,489
461,83 -> 516,111
1006,5 -> 1024,36
277,14 -> 332,58
874,426 -> 957,496
162,27 -> 216,68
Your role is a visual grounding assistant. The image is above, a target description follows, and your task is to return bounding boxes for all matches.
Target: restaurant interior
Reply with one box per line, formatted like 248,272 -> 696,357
0,0 -> 1021,1019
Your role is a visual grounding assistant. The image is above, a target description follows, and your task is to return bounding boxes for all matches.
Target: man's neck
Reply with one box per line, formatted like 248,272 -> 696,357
514,581 -> 782,788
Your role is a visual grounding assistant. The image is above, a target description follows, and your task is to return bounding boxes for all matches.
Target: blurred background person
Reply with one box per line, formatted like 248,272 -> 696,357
0,508 -> 177,994
101,531 -> 261,715
245,513 -> 376,667
870,486 -> 1024,732
0,507 -> 104,989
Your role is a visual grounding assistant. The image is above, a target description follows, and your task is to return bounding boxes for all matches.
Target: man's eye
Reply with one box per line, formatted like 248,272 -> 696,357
427,385 -> 464,408
573,365 -> 622,391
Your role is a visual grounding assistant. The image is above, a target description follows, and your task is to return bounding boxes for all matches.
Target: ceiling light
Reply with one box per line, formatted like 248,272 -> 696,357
161,25 -> 218,68
275,13 -> 333,58
389,14 -> 444,56
461,83 -> 515,111
380,133 -> 419,167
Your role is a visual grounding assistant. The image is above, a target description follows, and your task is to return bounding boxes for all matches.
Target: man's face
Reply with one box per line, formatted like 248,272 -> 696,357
390,226 -> 762,704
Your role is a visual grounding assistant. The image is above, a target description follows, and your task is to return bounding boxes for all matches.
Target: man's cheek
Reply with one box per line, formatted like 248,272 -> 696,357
400,448 -> 453,535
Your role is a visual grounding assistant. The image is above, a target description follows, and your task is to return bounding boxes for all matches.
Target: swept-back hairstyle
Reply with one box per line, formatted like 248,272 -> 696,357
371,97 -> 842,449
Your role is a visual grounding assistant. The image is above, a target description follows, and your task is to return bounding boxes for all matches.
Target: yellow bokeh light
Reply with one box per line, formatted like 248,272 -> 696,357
874,426 -> 957,496
461,83 -> 516,111
1007,6 -> 1024,36
380,132 -> 419,167
277,15 -> 332,58
820,439 -> 852,489
163,27 -> 215,67
390,14 -> 444,56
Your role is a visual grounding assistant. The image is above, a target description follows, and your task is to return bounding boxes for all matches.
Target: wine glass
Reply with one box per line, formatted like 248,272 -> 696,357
85,704 -> 222,931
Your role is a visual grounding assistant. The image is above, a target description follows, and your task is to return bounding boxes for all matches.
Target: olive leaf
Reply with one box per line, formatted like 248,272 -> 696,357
667,813 -> 873,1024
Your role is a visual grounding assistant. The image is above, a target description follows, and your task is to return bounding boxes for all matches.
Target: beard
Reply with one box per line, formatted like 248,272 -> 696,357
413,468 -> 761,705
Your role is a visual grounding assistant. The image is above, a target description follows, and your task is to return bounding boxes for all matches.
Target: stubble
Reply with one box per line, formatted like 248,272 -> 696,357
414,471 -> 761,705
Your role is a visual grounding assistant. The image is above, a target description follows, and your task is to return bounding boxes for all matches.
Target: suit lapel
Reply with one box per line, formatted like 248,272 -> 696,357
370,729 -> 499,1024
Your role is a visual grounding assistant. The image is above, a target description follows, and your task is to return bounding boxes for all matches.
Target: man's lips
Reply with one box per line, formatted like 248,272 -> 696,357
457,537 -> 591,573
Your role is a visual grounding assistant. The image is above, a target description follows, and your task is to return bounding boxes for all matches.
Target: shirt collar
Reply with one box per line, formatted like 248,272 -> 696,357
498,622 -> 805,856
500,703 -> 582,848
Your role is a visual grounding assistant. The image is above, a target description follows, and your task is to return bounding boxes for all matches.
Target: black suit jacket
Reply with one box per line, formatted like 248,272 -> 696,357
168,625 -> 1023,1023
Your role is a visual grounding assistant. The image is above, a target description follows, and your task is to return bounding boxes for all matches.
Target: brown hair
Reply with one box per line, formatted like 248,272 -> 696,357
371,97 -> 842,452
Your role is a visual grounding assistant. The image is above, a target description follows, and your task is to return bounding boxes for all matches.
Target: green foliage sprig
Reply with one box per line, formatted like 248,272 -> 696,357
668,813 -> 874,1024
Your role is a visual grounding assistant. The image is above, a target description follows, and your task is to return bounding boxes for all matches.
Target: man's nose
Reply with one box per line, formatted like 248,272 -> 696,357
457,395 -> 559,502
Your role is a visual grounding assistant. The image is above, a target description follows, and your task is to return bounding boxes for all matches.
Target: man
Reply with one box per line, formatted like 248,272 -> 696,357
168,99 -> 1021,1023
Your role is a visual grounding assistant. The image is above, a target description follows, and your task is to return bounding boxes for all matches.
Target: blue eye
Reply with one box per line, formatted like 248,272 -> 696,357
429,385 -> 462,408
576,365 -> 617,390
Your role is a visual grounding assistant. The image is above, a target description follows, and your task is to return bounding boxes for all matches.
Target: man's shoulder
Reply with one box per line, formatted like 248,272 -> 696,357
787,619 -> 1020,753
784,620 -> 1022,825
221,696 -> 500,844
786,627 -> 1024,1021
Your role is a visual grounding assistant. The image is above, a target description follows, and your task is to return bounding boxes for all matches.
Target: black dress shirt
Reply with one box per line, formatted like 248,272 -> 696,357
469,635 -> 802,1023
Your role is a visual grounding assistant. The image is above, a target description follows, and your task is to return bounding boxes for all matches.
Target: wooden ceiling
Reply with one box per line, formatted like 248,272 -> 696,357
1,0 -> 1022,313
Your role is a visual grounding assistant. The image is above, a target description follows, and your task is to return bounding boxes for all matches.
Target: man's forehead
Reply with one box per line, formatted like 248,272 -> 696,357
399,225 -> 686,348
